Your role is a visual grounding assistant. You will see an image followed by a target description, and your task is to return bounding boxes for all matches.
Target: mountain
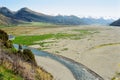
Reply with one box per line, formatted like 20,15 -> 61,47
0,7 -> 114,25
14,7 -> 53,22
14,8 -> 84,25
51,15 -> 83,25
0,13 -> 19,25
0,7 -> 15,18
110,18 -> 120,26
80,17 -> 114,25
0,14 -> 10,25
0,7 -> 22,25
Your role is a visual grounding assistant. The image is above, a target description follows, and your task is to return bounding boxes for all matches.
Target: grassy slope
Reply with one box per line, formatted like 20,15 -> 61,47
0,66 -> 23,80
0,14 -> 10,25
0,29 -> 53,80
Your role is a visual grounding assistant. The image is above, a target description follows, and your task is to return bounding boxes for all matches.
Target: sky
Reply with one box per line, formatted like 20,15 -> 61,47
0,0 -> 120,19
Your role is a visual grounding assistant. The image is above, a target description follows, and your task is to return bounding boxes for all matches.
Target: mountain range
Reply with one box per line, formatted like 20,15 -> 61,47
0,7 -> 114,25
110,19 -> 120,26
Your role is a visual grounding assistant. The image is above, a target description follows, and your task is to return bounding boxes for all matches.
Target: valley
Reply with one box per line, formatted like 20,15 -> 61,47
1,25 -> 120,80
0,0 -> 120,80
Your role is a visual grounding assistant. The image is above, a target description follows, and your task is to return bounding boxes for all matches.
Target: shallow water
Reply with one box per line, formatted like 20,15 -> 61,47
14,44 -> 103,80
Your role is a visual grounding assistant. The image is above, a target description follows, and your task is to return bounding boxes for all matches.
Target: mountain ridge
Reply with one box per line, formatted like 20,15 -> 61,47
0,7 -> 114,25
110,18 -> 120,26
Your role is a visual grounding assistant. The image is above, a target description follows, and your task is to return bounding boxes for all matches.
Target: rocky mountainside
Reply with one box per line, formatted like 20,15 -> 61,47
110,18 -> 120,26
0,14 -> 11,25
0,13 -> 20,25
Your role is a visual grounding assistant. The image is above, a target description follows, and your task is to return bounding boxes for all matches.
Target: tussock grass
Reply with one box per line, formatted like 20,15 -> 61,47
0,29 -> 53,80
0,66 -> 23,80
90,42 -> 120,50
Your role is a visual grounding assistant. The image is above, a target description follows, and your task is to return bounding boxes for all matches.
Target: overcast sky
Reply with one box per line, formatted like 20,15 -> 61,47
0,0 -> 120,19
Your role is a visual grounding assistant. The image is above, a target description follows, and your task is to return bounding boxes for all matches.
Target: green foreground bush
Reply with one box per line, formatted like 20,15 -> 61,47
0,29 -> 8,41
23,49 -> 37,66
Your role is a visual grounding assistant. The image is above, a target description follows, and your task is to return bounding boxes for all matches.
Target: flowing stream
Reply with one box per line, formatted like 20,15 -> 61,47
14,44 -> 104,80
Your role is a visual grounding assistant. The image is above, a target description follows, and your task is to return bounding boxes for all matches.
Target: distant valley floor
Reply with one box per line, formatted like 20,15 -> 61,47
1,25 -> 120,80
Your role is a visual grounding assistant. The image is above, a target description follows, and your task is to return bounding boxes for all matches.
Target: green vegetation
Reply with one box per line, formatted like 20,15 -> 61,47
72,29 -> 97,40
55,51 -> 60,53
13,34 -> 53,45
73,29 -> 91,33
0,29 -> 53,80
13,33 -> 76,45
0,29 -> 8,41
73,29 -> 98,35
61,48 -> 68,51
23,49 -> 37,65
4,40 -> 13,48
17,22 -> 59,27
13,29 -> 97,46
0,29 -> 13,48
0,66 -> 23,80
90,42 -> 120,50
111,72 -> 120,80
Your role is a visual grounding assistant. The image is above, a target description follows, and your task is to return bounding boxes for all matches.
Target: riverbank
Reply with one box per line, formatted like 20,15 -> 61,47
28,26 -> 120,80
42,26 -> 120,80
0,29 -> 54,80
2,25 -> 120,80
35,56 -> 75,80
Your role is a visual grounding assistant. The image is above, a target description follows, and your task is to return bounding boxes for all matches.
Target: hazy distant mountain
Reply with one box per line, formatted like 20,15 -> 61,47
110,19 -> 120,26
80,17 -> 114,25
53,15 -> 85,25
0,7 -> 114,25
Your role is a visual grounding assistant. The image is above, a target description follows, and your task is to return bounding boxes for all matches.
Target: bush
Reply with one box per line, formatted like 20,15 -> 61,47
23,49 -> 37,66
0,29 -> 8,41
4,40 -> 13,48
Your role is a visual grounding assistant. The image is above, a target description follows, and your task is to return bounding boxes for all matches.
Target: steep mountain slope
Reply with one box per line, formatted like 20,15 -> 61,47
110,18 -> 120,26
0,14 -> 21,25
14,7 -> 53,22
0,14 -> 10,25
14,8 -> 84,25
0,7 -> 15,18
0,7 -> 22,25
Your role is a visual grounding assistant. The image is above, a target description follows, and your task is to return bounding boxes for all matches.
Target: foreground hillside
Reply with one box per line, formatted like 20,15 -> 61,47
2,25 -> 120,80
0,29 -> 53,80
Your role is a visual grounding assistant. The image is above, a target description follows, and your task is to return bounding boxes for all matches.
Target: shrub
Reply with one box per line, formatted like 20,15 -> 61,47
23,49 -> 37,66
4,40 -> 13,48
0,29 -> 8,41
